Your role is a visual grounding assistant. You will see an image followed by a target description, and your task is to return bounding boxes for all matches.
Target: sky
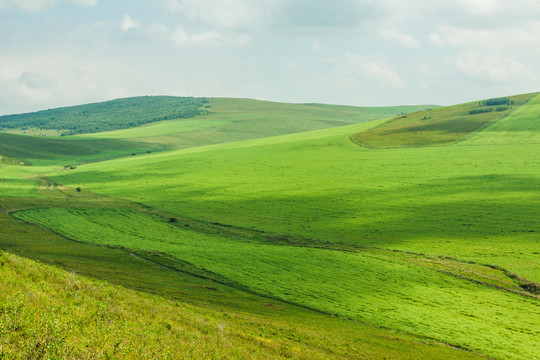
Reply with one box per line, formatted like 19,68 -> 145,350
1,0 -> 540,114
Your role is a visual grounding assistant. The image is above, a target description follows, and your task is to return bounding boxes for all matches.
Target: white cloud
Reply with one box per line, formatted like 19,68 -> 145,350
428,32 -> 442,45
170,27 -> 250,47
121,14 -> 138,31
0,0 -> 98,11
286,62 -> 297,70
311,41 -> 322,51
70,0 -> 98,6
165,0 -> 270,29
0,0 -> 57,11
18,72 -> 56,89
431,23 -> 540,51
457,0 -> 501,15
379,28 -> 419,48
337,53 -> 406,89
454,51 -> 536,83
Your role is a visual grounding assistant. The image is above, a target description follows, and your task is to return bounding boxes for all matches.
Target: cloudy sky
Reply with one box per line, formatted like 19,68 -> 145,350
1,0 -> 539,114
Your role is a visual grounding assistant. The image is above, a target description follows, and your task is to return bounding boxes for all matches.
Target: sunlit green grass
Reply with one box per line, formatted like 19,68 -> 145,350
14,207 -> 540,359
1,98 -> 431,165
8,250 -> 448,360
464,93 -> 540,145
0,178 -> 39,197
74,98 -> 432,150
50,115 -> 540,282
350,93 -> 534,148
3,93 -> 539,360
1,197 -> 484,360
75,119 -> 232,139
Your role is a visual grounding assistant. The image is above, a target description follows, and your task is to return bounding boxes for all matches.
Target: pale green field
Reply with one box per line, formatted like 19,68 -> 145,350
75,119 -> 232,139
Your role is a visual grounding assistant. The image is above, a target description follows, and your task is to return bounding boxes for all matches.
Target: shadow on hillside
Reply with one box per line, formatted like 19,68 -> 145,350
180,174 -> 540,249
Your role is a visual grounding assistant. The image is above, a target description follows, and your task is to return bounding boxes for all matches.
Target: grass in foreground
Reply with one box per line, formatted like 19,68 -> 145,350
0,196 -> 483,360
14,206 -> 540,359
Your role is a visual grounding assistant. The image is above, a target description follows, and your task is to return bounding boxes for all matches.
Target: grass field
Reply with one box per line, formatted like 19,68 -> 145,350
14,206 -> 540,359
50,105 -> 540,282
464,93 -> 540,145
0,132 -> 156,166
73,98 -> 434,150
0,96 -> 208,135
1,93 -> 539,359
6,249 -> 477,360
0,188 -> 483,360
350,93 -> 534,148
1,98 -> 433,165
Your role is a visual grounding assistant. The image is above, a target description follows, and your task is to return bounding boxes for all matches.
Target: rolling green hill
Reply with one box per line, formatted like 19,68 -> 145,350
0,96 -> 208,135
0,132 -> 155,165
350,93 -> 535,148
3,250 -> 485,359
0,187 -> 482,360
75,99 -> 433,150
0,98 -> 432,165
1,93 -> 539,359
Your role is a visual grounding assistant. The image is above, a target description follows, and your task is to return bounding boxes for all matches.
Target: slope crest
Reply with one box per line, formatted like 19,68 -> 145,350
350,93 -> 536,148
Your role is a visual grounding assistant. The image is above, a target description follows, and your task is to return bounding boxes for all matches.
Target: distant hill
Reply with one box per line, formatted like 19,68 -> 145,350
0,132 -> 154,165
0,96 -> 209,135
350,93 -> 536,148
0,98 -> 433,164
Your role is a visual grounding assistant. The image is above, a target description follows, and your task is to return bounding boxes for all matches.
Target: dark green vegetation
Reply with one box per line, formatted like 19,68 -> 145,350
1,94 -> 539,359
0,96 -> 208,135
350,93 -> 533,148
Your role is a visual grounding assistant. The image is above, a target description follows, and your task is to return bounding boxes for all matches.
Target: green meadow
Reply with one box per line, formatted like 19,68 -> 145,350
51,98 -> 540,281
2,95 -> 539,359
14,207 -> 540,359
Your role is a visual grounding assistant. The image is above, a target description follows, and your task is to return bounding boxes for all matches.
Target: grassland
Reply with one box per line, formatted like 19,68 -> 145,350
13,206 -> 540,359
350,93 -> 533,148
464,93 -> 540,145
0,132 -> 157,166
5,250 -> 481,360
0,96 -> 208,135
1,93 -> 539,359
1,98 -> 432,165
50,109 -> 540,282
74,98 -> 433,150
0,186 -> 482,360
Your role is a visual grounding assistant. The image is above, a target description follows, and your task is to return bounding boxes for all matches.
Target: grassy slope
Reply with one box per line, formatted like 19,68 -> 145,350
50,114 -> 540,282
0,132 -> 156,166
3,94 -> 539,359
350,93 -> 534,148
464,93 -> 540,145
5,250 -> 479,360
75,98 -> 433,149
0,96 -> 208,135
0,194 -> 481,360
1,98 -> 431,165
14,206 -> 540,359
